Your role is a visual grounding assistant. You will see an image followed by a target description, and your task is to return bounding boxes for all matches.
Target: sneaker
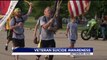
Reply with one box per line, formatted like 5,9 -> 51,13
36,58 -> 39,60
44,56 -> 48,60
70,54 -> 75,58
5,45 -> 8,51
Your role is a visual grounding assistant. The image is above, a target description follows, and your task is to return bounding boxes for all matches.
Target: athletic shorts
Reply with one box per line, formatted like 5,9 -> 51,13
7,30 -> 13,40
70,39 -> 76,44
39,39 -> 56,48
12,38 -> 25,47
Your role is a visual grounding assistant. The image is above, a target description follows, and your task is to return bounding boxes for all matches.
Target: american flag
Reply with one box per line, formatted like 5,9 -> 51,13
0,0 -> 10,15
0,0 -> 18,30
68,0 -> 90,18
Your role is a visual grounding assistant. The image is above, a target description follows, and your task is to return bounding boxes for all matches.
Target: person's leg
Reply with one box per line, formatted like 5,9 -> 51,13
36,40 -> 47,60
5,30 -> 9,51
14,55 -> 19,60
12,39 -> 20,60
11,38 -> 17,60
101,27 -> 105,40
5,30 -> 12,51
48,40 -> 56,60
70,39 -> 76,58
70,43 -> 74,48
5,39 -> 11,51
70,39 -> 76,48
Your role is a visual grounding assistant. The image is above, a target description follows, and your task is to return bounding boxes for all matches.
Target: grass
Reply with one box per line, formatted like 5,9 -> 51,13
24,17 -> 36,28
24,17 -> 86,32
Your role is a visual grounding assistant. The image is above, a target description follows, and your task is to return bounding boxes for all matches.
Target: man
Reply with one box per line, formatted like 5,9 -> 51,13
34,7 -> 58,60
10,1 -> 32,60
5,16 -> 13,51
101,16 -> 107,40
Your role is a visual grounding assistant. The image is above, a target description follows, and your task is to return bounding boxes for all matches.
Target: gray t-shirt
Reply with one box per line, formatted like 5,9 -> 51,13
36,17 -> 41,34
40,16 -> 57,40
67,22 -> 78,40
10,15 -> 28,39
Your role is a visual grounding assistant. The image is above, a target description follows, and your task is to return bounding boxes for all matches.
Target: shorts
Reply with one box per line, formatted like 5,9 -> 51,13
70,39 -> 76,44
39,39 -> 56,48
12,38 -> 25,47
7,30 -> 13,40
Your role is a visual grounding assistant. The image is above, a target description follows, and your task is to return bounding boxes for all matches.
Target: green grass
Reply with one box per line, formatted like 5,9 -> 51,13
24,17 -> 86,32
24,17 -> 36,28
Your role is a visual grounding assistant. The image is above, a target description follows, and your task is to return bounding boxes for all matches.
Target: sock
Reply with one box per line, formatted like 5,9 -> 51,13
5,44 -> 8,46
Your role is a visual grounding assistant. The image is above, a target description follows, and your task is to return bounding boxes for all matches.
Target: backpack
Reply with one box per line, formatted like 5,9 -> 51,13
12,17 -> 24,35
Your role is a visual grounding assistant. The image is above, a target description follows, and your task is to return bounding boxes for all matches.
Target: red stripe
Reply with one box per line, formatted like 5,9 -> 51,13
68,1 -> 74,18
79,0 -> 84,14
85,0 -> 90,4
0,0 -> 10,15
73,0 -> 79,16
68,0 -> 90,18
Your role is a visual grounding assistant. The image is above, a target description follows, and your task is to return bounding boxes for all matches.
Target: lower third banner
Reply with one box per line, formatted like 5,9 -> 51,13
12,47 -> 93,55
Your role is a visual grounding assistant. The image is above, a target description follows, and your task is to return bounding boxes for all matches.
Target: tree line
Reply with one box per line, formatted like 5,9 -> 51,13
16,0 -> 107,19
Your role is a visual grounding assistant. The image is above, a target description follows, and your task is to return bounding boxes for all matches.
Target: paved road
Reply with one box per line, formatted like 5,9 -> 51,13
0,29 -> 107,60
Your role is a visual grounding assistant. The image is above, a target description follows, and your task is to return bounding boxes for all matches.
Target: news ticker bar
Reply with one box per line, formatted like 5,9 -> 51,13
12,47 -> 93,55
12,52 -> 93,55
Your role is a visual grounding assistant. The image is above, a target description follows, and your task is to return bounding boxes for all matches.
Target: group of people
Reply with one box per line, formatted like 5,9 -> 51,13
3,2 -> 78,60
4,1 -> 32,60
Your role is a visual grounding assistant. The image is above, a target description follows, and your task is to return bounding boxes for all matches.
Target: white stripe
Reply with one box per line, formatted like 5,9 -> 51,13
12,52 -> 93,55
70,1 -> 76,17
82,1 -> 86,12
0,0 -> 18,31
76,1 -> 82,15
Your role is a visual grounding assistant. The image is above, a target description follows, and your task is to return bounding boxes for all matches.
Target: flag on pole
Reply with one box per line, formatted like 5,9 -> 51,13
0,0 -> 10,15
0,0 -> 18,30
68,0 -> 90,18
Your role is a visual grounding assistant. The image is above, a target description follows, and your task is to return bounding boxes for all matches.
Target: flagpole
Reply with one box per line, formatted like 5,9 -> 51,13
0,1 -> 18,31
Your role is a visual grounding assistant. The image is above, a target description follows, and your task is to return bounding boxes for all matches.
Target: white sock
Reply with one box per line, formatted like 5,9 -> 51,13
5,44 -> 8,46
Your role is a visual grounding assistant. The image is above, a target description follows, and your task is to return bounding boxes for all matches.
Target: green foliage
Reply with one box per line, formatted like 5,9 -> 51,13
60,1 -> 69,18
24,17 -> 36,28
16,1 -> 69,19
86,1 -> 107,19
31,1 -> 54,18
16,1 -> 107,19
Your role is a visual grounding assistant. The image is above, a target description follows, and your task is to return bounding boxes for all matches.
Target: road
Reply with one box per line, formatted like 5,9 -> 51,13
0,29 -> 107,60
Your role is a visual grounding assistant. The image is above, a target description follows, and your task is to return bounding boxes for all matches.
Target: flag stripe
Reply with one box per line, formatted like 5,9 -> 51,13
68,2 -> 74,18
79,0 -> 84,14
70,1 -> 76,17
68,0 -> 90,18
73,0 -> 79,16
0,1 -> 18,30
76,1 -> 82,15
0,0 -> 10,15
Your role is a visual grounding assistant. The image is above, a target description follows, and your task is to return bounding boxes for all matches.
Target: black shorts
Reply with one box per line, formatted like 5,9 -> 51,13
70,39 -> 76,44
12,38 -> 25,47
7,30 -> 13,40
39,39 -> 56,48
